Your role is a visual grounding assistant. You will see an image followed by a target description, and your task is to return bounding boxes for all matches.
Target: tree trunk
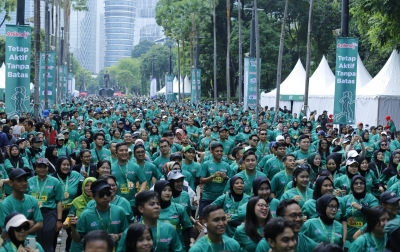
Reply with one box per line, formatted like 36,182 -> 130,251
275,0 -> 289,120
34,0 -> 41,120
213,0 -> 218,103
226,0 -> 231,104
254,0 -> 260,115
304,0 -> 314,117
177,40 -> 181,101
182,38 -> 185,98
238,0 -> 242,103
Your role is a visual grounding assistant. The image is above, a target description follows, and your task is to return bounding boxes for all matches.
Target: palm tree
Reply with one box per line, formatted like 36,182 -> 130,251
226,0 -> 231,104
238,0 -> 243,103
304,0 -> 314,117
254,0 -> 261,114
275,0 -> 290,118
213,0 -> 218,103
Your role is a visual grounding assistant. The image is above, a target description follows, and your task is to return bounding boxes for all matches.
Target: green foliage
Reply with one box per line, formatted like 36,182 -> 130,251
0,0 -> 17,22
132,40 -> 155,58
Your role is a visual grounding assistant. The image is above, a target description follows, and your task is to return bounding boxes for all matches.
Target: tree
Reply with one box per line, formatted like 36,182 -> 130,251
0,0 -> 17,27
117,70 -> 135,94
131,40 -> 155,58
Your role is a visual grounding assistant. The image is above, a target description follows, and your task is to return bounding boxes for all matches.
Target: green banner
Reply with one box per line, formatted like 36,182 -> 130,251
5,25 -> 32,117
280,95 -> 304,101
333,38 -> 358,124
40,52 -> 56,108
59,65 -> 67,98
165,74 -> 174,101
244,58 -> 261,109
191,69 -> 201,103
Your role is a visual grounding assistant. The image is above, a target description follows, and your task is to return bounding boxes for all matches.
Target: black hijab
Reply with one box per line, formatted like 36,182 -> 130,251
45,145 -> 58,169
229,175 -> 244,202
313,176 -> 332,200
154,180 -> 171,209
383,151 -> 399,178
356,156 -> 369,177
252,177 -> 272,203
346,160 -> 359,179
326,153 -> 342,174
368,150 -> 387,178
316,195 -> 338,225
53,156 -> 71,180
80,138 -> 91,150
8,144 -> 22,165
351,175 -> 367,200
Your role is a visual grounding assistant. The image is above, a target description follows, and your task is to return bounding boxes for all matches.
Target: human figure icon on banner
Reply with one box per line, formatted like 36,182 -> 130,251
334,91 -> 355,123
9,86 -> 30,117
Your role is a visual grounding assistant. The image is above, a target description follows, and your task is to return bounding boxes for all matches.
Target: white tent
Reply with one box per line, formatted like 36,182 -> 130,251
309,56 -> 335,95
0,63 -> 5,89
157,76 -> 191,95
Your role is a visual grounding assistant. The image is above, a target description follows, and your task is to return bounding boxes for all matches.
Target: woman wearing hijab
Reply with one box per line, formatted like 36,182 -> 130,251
0,213 -> 45,252
123,119 -> 131,132
326,153 -> 343,180
302,176 -> 342,221
234,196 -> 272,252
52,156 -> 83,251
342,175 -> 379,247
307,153 -> 322,182
173,128 -> 185,145
4,144 -> 30,175
68,177 -> 96,218
153,180 -> 195,250
44,145 -> 58,171
211,175 -> 250,237
334,159 -> 359,195
368,150 -> 388,198
167,170 -> 192,216
357,156 -> 384,194
382,151 -> 400,186
355,130 -> 374,162
301,195 -> 344,247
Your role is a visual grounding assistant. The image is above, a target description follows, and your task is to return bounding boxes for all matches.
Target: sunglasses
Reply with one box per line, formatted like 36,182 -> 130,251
14,224 -> 30,232
252,139 -> 259,142
36,158 -> 49,164
97,190 -> 112,198
381,144 -> 387,146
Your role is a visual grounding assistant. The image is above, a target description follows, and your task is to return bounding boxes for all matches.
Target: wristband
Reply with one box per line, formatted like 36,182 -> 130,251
57,219 -> 63,222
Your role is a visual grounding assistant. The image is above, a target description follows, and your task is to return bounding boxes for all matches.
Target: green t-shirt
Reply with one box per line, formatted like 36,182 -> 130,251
342,193 -> 379,244
233,198 -> 280,222
349,232 -> 387,252
90,148 -> 112,164
300,218 -> 344,247
0,194 -> 43,230
334,174 -> 354,195
264,156 -> 285,181
302,198 -> 343,221
188,235 -> 240,252
55,171 -> 84,211
86,195 -> 133,221
199,160 -> 232,201
118,221 -> 183,252
255,238 -> 271,252
0,241 -> 44,252
271,170 -> 293,199
75,204 -> 129,251
138,162 -> 163,189
256,231 -> 319,252
234,223 -> 263,252
292,149 -> 314,160
172,190 -> 192,216
27,176 -> 63,209
111,160 -> 147,206
182,161 -> 201,179
153,156 -> 171,172
280,187 -> 314,207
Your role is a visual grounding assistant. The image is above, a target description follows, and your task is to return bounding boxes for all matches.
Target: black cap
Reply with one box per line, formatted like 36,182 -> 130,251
32,137 -> 42,143
170,153 -> 182,160
218,127 -> 228,132
9,168 -> 29,180
380,191 -> 400,203
90,180 -> 111,193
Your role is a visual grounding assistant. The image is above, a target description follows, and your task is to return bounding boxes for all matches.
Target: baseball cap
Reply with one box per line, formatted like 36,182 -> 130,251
90,180 -> 111,193
170,153 -> 183,160
5,213 -> 30,232
131,133 -> 139,138
381,131 -> 387,136
32,137 -> 43,143
276,135 -> 285,141
347,150 -> 359,159
242,146 -> 257,154
62,130 -> 69,134
302,116 -> 307,119
167,170 -> 186,181
118,121 -> 124,124
342,139 -> 350,144
135,139 -> 144,145
317,130 -> 325,136
218,127 -> 228,132
35,158 -> 49,166
316,125 -> 322,129
380,191 -> 400,204
357,122 -> 363,126
57,134 -> 65,140
183,145 -> 195,153
162,115 -> 167,119
346,159 -> 358,166
9,168 -> 29,180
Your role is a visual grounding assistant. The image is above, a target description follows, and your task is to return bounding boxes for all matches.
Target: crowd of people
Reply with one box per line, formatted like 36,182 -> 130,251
0,97 -> 399,252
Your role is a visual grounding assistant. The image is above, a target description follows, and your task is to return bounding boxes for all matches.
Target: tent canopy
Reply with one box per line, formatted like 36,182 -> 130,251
158,76 -> 191,94
309,56 -> 335,95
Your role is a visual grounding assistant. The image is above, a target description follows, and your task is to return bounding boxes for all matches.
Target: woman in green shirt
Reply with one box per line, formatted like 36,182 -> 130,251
301,195 -> 344,247
334,159 -> 360,195
234,196 -> 272,252
357,156 -> 383,194
307,153 -> 322,182
349,206 -> 389,252
342,175 -> 379,247
124,223 -> 154,252
326,153 -> 345,180
381,151 -> 400,187
70,177 -> 96,217
281,165 -> 314,207
0,213 -> 45,252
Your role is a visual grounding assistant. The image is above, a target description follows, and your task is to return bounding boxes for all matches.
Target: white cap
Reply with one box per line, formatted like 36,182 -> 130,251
346,159 -> 358,166
276,135 -> 285,141
5,213 -> 29,232
135,139 -> 144,145
347,150 -> 359,159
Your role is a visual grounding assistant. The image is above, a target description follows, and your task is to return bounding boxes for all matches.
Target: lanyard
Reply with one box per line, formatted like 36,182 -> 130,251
95,206 -> 112,231
229,195 -> 244,213
318,217 -> 335,244
10,242 -> 18,252
36,176 -> 48,199
375,164 -> 381,177
142,220 -> 160,251
371,233 -> 386,252
295,187 -> 309,202
57,174 -> 69,195
117,162 -> 130,184
95,149 -> 101,162
205,235 -> 225,252
284,171 -> 290,192
244,171 -> 253,194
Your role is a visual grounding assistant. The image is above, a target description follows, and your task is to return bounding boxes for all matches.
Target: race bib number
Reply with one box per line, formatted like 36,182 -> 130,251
62,203 -> 72,210
120,187 -> 130,194
348,217 -> 363,228
212,176 -> 223,183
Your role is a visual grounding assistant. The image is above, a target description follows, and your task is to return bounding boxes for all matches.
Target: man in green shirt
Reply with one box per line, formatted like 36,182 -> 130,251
91,132 -> 111,164
189,205 -> 240,252
292,135 -> 313,164
82,230 -> 114,252
70,180 -> 129,251
153,138 -> 172,172
0,169 -> 43,237
271,154 -> 296,199
117,190 -> 183,252
264,141 -> 287,180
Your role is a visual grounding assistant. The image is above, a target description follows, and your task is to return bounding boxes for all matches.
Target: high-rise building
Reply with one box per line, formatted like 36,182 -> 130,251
76,0 -> 105,74
133,0 -> 163,46
104,0 -> 136,67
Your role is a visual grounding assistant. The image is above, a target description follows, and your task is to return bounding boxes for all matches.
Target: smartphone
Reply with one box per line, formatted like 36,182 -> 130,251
342,185 -> 347,191
26,237 -> 36,249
